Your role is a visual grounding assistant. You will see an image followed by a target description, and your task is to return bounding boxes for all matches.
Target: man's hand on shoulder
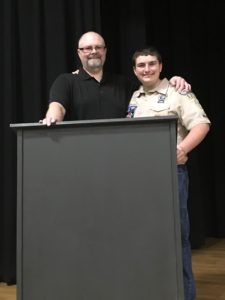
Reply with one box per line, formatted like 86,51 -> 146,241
169,76 -> 191,93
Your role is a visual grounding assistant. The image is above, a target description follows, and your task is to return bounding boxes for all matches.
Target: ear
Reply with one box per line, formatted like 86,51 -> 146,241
77,49 -> 82,59
159,63 -> 163,73
133,66 -> 137,76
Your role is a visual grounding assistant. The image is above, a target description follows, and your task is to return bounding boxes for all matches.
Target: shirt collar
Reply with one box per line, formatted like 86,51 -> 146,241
135,78 -> 169,97
78,68 -> 107,83
78,68 -> 93,80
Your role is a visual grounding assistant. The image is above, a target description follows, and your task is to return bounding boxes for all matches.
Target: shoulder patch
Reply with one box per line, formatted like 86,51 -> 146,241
179,90 -> 195,98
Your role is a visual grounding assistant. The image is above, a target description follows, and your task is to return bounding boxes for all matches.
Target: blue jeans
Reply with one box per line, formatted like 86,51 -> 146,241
178,165 -> 196,300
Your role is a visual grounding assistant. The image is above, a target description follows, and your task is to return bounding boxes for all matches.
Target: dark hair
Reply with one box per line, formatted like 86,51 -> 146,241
132,47 -> 162,66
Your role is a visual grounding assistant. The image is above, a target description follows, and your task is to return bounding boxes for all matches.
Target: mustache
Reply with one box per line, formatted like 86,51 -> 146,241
88,55 -> 101,59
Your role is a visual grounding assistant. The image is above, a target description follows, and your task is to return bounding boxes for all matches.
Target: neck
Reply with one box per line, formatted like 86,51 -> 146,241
143,78 -> 161,91
84,67 -> 103,82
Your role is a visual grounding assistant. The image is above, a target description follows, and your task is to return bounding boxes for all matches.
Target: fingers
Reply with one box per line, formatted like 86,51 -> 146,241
177,155 -> 188,165
39,117 -> 56,126
177,145 -> 188,164
172,78 -> 186,92
177,83 -> 192,93
185,83 -> 192,92
170,76 -> 192,93
176,78 -> 185,93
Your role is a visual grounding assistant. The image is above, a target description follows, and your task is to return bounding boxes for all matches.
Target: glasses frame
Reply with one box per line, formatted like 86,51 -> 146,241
78,46 -> 106,54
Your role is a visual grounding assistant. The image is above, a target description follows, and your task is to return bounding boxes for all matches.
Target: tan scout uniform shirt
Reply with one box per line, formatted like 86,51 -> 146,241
129,78 -> 211,145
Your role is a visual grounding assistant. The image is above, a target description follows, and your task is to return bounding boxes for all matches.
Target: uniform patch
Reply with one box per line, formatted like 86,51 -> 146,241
179,90 -> 189,95
127,104 -> 137,118
179,90 -> 195,99
157,94 -> 167,103
186,92 -> 195,99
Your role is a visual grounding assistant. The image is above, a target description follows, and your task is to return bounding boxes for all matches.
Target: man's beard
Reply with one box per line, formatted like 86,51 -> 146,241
87,58 -> 103,69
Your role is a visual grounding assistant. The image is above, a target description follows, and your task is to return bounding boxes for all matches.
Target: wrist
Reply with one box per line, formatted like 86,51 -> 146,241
177,144 -> 187,155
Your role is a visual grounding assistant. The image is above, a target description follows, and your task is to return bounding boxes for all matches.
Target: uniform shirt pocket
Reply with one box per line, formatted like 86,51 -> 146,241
149,101 -> 170,113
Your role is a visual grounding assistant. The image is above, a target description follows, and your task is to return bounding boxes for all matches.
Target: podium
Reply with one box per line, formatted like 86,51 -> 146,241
11,116 -> 184,300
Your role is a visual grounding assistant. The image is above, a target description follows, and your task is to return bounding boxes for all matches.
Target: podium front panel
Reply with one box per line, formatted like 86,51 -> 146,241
13,118 -> 184,300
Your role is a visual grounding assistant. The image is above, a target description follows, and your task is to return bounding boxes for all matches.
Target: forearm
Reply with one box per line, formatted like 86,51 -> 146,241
178,123 -> 210,154
45,102 -> 66,121
41,101 -> 66,126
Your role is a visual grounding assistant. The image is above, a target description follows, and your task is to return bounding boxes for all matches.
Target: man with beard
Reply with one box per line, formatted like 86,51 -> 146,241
42,31 -> 191,125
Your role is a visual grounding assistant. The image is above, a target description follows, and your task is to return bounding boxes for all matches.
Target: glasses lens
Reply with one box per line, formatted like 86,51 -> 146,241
80,46 -> 105,53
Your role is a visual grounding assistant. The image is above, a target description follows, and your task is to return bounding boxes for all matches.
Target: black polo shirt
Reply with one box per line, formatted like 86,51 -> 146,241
49,68 -> 138,120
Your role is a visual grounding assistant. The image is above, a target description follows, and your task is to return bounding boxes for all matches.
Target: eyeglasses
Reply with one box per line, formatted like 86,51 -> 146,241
78,46 -> 106,54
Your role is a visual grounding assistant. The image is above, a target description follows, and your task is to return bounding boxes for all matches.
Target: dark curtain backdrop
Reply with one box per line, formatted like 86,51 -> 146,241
1,0 -> 224,284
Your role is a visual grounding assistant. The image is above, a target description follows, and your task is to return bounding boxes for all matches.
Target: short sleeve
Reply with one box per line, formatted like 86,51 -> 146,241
177,92 -> 211,130
49,74 -> 72,110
